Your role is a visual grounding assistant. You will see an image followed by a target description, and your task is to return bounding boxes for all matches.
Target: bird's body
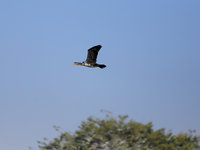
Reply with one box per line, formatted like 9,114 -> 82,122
73,45 -> 106,69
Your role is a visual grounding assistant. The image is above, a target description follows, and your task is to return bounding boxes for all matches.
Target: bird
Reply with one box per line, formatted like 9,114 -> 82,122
73,45 -> 106,69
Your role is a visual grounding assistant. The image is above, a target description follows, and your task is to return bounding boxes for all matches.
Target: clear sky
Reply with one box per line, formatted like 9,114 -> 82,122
0,1 -> 200,150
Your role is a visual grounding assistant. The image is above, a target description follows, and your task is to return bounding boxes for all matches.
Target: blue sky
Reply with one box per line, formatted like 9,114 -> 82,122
0,1 -> 200,150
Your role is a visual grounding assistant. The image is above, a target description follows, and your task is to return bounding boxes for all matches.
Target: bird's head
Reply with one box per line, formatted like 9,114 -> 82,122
72,62 -> 82,65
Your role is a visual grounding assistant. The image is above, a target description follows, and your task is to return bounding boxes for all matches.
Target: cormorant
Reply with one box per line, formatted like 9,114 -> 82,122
73,45 -> 106,69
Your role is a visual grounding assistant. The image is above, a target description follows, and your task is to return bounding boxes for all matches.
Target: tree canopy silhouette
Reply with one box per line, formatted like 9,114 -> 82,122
32,111 -> 200,150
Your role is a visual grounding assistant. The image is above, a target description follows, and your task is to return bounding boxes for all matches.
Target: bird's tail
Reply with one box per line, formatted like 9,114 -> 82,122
98,64 -> 106,69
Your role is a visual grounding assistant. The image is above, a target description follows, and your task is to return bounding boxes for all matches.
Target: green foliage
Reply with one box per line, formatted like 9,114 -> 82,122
33,111 -> 200,150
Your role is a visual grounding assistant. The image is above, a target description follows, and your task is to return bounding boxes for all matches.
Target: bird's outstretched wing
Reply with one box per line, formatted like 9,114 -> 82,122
86,45 -> 102,63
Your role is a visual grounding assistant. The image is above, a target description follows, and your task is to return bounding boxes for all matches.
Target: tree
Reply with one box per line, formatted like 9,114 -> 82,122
32,111 -> 200,150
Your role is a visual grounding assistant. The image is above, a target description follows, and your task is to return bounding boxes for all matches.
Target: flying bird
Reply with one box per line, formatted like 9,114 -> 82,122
73,45 -> 106,69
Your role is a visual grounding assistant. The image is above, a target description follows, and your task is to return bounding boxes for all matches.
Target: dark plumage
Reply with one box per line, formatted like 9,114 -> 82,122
73,45 -> 106,69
